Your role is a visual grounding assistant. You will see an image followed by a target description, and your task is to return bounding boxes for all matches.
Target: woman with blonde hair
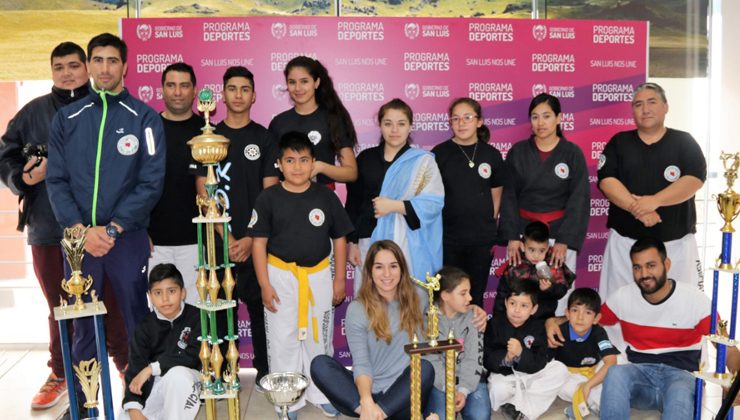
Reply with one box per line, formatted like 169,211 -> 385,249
311,240 -> 434,419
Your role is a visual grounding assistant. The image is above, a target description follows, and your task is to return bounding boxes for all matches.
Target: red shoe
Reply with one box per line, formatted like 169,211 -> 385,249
31,373 -> 67,409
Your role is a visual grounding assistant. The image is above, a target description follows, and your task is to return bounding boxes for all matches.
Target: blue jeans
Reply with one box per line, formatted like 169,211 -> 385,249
427,382 -> 491,420
600,363 -> 697,420
310,354 -> 434,420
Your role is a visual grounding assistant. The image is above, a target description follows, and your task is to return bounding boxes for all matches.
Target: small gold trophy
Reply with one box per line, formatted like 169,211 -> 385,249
414,273 -> 441,347
716,152 -> 740,270
717,152 -> 740,234
60,226 -> 93,311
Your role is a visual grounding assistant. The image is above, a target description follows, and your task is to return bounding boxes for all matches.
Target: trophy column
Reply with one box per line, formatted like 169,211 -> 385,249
403,274 -> 463,420
188,88 -> 241,420
693,152 -> 740,420
54,227 -> 115,420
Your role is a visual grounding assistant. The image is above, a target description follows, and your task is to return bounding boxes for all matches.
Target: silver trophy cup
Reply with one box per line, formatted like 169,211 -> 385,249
260,372 -> 309,419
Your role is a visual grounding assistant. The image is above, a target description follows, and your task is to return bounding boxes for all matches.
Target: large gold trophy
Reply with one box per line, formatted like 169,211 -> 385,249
189,88 -> 241,420
53,227 -> 114,420
693,152 -> 740,413
404,274 -> 462,420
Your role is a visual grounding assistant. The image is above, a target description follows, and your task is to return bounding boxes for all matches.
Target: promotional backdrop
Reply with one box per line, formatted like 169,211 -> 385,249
122,16 -> 648,366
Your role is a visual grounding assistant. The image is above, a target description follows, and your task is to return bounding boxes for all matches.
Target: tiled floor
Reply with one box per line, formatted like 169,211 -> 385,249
0,344 -> 731,419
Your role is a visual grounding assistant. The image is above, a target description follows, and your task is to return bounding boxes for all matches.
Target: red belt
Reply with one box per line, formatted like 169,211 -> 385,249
518,208 -> 565,226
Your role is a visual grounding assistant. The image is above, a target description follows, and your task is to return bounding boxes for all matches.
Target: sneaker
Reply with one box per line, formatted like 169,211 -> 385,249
500,403 -> 529,420
316,402 -> 339,417
31,374 -> 67,409
55,398 -> 87,420
564,406 -> 576,420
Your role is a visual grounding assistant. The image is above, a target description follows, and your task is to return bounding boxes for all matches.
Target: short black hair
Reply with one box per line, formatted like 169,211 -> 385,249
162,62 -> 196,86
51,42 -> 86,64
629,237 -> 667,261
87,33 -> 127,63
507,279 -> 539,305
434,266 -> 470,304
278,131 -> 315,159
523,221 -> 549,244
148,263 -> 184,290
222,66 -> 254,88
567,288 -> 601,313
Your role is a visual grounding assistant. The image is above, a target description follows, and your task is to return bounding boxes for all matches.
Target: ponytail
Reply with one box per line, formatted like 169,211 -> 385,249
448,97 -> 491,143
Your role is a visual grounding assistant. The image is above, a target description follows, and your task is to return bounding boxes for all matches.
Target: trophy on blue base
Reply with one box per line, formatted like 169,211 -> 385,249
693,152 -> 740,420
54,226 -> 114,420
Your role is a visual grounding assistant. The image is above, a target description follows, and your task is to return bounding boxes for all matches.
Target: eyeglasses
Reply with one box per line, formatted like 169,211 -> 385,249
449,114 -> 478,125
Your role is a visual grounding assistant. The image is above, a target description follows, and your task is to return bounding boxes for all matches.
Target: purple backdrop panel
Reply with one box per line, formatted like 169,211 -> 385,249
122,17 -> 647,367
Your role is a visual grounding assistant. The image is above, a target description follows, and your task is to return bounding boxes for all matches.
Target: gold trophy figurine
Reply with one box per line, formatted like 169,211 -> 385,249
414,273 -> 441,347
60,226 -> 93,311
717,152 -> 740,235
74,359 -> 102,409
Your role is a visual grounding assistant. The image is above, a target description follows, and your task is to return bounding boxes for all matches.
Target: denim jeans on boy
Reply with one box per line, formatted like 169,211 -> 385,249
427,381 -> 491,420
310,354 -> 434,419
600,363 -> 696,420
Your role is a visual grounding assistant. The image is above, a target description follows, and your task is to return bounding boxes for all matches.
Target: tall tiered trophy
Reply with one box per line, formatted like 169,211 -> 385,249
53,227 -> 115,420
693,152 -> 740,420
404,274 -> 463,420
189,88 -> 240,420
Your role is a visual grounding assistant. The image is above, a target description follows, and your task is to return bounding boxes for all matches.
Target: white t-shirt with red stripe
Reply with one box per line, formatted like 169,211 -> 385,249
600,279 -> 711,371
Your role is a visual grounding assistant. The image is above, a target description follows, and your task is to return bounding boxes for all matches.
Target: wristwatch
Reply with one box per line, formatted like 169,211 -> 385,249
105,223 -> 120,239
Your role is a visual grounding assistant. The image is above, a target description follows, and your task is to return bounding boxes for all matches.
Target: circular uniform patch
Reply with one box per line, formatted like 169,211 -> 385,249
307,130 -> 322,145
597,154 -> 606,170
664,165 -> 681,182
478,163 -> 491,179
554,162 -> 569,179
248,209 -> 258,228
117,134 -> 139,156
523,335 -> 535,349
244,144 -> 261,161
308,208 -> 325,227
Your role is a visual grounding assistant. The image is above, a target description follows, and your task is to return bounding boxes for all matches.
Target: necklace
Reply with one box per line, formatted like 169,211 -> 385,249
455,141 -> 478,168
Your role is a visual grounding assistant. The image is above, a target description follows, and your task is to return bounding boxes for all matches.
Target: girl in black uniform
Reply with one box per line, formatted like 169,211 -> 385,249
269,56 -> 358,187
346,99 -> 444,295
431,98 -> 505,307
499,94 -> 589,314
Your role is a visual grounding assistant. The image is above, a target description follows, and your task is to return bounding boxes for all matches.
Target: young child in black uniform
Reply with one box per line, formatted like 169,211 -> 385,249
121,263 -> 201,420
248,132 -> 354,418
551,288 -> 619,419
485,281 -> 567,420
494,221 -> 575,320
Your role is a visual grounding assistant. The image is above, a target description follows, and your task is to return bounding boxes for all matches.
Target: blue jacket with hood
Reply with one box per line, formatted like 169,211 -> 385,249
47,87 -> 165,233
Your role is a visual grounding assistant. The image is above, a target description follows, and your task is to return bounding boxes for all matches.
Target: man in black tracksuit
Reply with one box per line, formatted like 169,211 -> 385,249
0,41 -> 128,410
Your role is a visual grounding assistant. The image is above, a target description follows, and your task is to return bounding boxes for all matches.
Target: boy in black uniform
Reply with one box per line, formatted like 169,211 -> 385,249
249,132 -> 353,417
494,221 -> 575,320
122,264 -> 201,420
551,288 -> 619,419
485,281 -> 567,420
195,66 -> 280,389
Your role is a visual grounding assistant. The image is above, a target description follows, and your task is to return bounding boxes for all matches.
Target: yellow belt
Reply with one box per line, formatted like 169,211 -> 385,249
268,255 -> 329,343
568,366 -> 597,420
